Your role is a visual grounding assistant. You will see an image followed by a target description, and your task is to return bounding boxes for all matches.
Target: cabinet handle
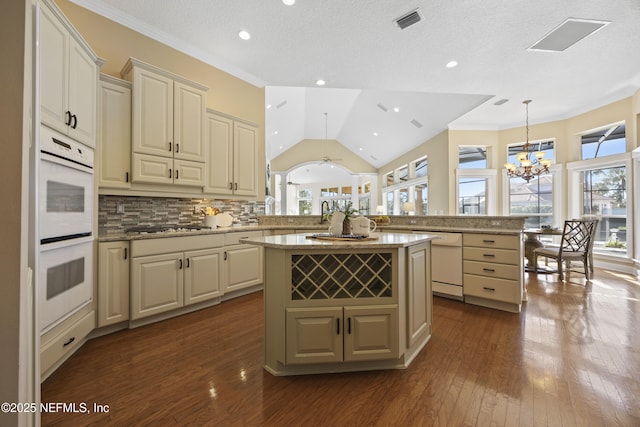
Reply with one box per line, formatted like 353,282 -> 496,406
483,286 -> 496,292
186,258 -> 190,268
169,169 -> 172,179
224,251 -> 227,261
176,170 -> 179,180
347,317 -> 351,334
125,172 -> 129,183
483,239 -> 495,243
65,110 -> 72,126
483,268 -> 495,272
169,142 -> 172,152
63,337 -> 75,347
124,248 -> 128,260
483,253 -> 495,258
235,182 -> 238,190
71,114 -> 78,129
336,318 -> 340,335
176,143 -> 179,153
179,259 -> 183,269
229,182 -> 233,190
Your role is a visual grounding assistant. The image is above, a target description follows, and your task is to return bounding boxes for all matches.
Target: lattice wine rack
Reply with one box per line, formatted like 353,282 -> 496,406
291,253 -> 393,300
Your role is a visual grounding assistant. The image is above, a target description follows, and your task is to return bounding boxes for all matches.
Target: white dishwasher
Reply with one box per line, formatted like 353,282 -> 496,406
416,231 -> 463,300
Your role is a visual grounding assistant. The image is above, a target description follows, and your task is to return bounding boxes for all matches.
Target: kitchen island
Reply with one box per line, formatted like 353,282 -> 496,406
242,232 -> 436,376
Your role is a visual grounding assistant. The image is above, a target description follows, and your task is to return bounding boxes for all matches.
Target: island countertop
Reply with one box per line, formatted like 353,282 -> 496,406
241,231 -> 438,249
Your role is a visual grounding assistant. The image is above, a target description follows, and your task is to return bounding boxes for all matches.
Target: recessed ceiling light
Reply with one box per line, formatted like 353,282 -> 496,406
373,132 -> 378,137
266,104 -> 272,109
316,79 -> 326,86
238,30 -> 251,40
446,60 -> 458,68
282,0 -> 295,5
273,131 -> 279,135
279,145 -> 283,150
393,107 -> 400,113
359,147 -> 363,151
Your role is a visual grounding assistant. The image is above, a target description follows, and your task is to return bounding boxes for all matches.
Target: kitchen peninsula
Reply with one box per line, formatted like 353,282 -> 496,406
242,232 -> 435,375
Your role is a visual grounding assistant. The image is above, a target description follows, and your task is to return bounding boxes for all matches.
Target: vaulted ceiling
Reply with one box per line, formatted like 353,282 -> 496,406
72,0 -> 640,170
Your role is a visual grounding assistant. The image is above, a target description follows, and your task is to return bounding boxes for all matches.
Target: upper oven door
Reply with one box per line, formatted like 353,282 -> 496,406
39,150 -> 94,244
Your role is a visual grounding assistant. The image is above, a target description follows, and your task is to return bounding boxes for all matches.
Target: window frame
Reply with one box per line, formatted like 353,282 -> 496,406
455,168 -> 496,215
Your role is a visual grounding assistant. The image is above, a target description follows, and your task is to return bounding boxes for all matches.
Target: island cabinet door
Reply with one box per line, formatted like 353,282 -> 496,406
343,305 -> 399,362
286,307 -> 342,364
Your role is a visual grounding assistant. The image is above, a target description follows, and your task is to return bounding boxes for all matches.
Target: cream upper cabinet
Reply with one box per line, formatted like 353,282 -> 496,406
205,111 -> 259,197
122,58 -> 207,187
98,241 -> 130,327
98,75 -> 131,189
39,0 -> 99,147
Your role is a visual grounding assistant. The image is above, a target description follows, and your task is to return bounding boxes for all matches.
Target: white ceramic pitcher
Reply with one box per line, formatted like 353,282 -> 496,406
351,216 -> 377,237
327,211 -> 345,236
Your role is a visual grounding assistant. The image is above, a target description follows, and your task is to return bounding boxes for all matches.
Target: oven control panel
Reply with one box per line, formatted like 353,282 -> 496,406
40,125 -> 94,168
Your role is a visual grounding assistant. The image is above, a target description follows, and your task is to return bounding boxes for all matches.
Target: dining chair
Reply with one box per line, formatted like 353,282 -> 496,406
586,218 -> 599,274
533,219 -> 597,281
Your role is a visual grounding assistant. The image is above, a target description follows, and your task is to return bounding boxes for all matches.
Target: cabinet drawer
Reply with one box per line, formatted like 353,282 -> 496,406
464,233 -> 519,250
224,230 -> 263,246
464,260 -> 520,281
41,310 -> 95,375
463,247 -> 520,265
464,274 -> 521,304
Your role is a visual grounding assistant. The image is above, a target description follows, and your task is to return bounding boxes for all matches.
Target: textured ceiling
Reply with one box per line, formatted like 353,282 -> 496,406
72,0 -> 640,171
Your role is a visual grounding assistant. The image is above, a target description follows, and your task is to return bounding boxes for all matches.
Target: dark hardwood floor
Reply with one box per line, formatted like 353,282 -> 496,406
41,268 -> 640,426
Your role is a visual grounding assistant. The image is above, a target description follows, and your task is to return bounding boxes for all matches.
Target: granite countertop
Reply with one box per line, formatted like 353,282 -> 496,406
241,232 -> 437,249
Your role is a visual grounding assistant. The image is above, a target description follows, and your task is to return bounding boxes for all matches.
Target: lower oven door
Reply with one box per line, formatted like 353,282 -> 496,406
39,153 -> 94,244
39,240 -> 93,333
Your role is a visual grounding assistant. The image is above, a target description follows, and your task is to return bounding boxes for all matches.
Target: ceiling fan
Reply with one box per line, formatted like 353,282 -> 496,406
319,156 -> 342,165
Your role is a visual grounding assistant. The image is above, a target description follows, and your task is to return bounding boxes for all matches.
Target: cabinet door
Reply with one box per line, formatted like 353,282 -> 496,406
174,159 -> 205,187
205,113 -> 234,195
407,243 -> 431,347
286,307 -> 343,364
131,253 -> 183,320
98,242 -> 130,327
184,248 -> 223,305
67,37 -> 97,147
132,67 -> 173,157
224,245 -> 263,293
131,153 -> 173,185
233,121 -> 258,197
39,4 -> 69,135
174,82 -> 206,162
98,78 -> 131,188
343,305 -> 399,362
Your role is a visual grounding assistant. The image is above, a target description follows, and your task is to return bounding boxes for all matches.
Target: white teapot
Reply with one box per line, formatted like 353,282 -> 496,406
350,216 -> 377,237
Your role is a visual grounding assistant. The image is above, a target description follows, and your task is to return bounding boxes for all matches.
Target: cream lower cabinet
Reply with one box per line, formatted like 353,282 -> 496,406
463,233 -> 523,313
98,241 -> 130,327
286,305 -> 398,364
130,235 -> 224,320
223,230 -> 263,293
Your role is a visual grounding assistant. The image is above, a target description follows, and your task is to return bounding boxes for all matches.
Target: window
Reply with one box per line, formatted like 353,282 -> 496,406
581,123 -> 626,160
386,191 -> 394,214
582,165 -> 627,255
509,175 -> 553,228
384,172 -> 394,186
414,184 -> 428,215
459,146 -> 487,169
398,166 -> 409,182
458,177 -> 487,214
297,189 -> 312,215
507,140 -> 555,228
414,157 -> 427,178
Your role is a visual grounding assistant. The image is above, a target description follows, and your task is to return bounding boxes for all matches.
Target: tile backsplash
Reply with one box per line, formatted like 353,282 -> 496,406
99,195 -> 265,235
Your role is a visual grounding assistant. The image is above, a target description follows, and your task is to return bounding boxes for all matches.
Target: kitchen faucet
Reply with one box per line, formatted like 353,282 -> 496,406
320,201 -> 329,224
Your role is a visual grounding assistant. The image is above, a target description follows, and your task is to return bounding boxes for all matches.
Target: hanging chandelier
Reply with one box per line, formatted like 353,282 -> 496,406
504,100 -> 551,182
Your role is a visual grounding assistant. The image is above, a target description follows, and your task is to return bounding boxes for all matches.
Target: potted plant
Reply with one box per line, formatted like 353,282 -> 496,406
340,202 -> 357,235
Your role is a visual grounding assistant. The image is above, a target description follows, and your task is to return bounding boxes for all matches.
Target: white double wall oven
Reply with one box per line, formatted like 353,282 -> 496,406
38,125 -> 94,333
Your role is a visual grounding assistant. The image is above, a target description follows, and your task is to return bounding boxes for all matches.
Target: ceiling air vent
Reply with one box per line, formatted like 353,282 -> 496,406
528,18 -> 610,52
395,9 -> 421,30
377,103 -> 388,112
410,119 -> 423,128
